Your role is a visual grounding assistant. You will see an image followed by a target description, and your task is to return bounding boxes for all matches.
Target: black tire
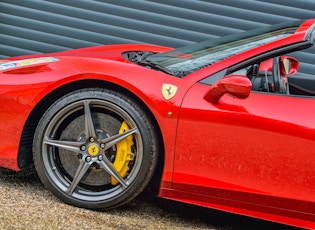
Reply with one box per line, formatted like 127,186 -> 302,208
33,88 -> 159,210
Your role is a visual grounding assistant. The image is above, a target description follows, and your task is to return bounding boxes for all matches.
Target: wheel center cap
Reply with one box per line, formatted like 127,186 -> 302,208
87,143 -> 100,156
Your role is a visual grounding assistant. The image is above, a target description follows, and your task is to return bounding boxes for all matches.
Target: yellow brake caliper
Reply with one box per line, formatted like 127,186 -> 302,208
111,121 -> 135,185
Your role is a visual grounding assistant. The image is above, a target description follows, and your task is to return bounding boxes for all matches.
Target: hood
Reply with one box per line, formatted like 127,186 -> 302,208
1,44 -> 173,64
0,43 -> 173,75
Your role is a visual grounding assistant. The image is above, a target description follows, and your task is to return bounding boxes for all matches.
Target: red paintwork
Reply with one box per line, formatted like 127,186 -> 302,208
1,19 -> 315,229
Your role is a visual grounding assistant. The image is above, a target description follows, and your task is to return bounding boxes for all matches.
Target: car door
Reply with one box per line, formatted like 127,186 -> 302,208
173,79 -> 315,218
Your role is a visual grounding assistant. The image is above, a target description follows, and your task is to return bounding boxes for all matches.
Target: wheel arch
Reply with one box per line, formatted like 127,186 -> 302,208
18,79 -> 165,189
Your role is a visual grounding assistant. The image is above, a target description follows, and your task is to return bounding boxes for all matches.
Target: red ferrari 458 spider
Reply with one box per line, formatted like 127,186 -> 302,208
0,19 -> 314,229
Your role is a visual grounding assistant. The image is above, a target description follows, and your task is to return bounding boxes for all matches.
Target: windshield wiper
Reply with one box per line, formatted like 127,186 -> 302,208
136,59 -> 174,75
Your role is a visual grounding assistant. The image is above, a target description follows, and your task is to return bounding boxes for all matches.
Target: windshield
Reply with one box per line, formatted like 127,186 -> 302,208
145,20 -> 302,77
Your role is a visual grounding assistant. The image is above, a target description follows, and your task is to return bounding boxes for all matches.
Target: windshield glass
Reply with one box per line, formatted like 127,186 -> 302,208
145,20 -> 302,77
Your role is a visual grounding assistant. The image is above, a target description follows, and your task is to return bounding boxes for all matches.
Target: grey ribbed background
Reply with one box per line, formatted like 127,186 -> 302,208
1,0 -> 315,76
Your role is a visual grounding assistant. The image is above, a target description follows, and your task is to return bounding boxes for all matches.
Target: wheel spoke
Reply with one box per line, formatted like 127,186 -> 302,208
84,100 -> 97,138
67,159 -> 91,195
99,156 -> 129,189
101,127 -> 138,150
44,137 -> 82,153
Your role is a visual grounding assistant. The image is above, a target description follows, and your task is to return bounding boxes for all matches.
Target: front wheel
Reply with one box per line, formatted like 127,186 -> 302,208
33,88 -> 160,210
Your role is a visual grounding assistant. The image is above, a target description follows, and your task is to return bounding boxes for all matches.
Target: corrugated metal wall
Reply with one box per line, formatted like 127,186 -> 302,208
1,0 -> 315,76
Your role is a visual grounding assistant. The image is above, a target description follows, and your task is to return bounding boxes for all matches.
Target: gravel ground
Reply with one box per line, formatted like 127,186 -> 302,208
0,168 -> 302,230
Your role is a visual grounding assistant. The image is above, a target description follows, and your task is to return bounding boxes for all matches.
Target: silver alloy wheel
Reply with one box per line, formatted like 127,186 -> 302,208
41,98 -> 143,201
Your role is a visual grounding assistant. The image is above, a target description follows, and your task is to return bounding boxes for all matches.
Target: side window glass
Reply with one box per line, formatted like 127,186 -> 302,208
284,47 -> 315,96
231,50 -> 315,96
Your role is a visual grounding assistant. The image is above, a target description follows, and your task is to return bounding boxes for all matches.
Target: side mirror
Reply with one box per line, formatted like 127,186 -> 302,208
282,56 -> 299,75
204,75 -> 252,104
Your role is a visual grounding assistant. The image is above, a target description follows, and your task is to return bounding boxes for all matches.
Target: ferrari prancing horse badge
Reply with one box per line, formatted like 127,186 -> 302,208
162,84 -> 178,100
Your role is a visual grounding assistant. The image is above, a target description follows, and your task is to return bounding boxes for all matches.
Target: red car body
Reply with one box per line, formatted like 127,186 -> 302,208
1,19 -> 315,228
